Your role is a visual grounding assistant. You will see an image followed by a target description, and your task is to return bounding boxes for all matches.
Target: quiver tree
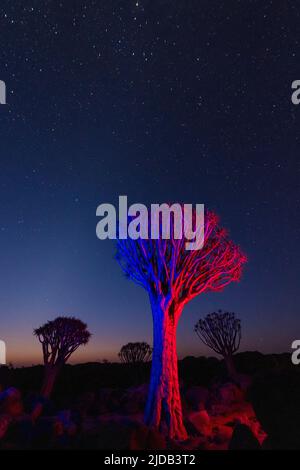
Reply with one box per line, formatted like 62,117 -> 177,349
116,207 -> 246,439
119,342 -> 152,364
34,316 -> 91,398
194,310 -> 241,380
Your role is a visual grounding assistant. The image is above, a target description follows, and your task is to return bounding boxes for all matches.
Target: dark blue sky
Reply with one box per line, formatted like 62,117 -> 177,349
0,0 -> 299,364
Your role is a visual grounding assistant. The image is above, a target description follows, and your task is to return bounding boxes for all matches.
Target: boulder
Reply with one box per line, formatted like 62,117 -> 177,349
185,386 -> 209,411
93,421 -> 132,449
249,370 -> 300,448
237,374 -> 252,391
119,384 -> 148,415
228,423 -> 261,449
89,414 -> 165,450
217,382 -> 244,405
97,388 -> 124,413
186,410 -> 211,437
211,424 -> 233,445
130,423 -> 166,450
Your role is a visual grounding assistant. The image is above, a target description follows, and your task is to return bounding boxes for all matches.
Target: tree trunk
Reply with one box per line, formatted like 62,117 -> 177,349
144,299 -> 187,440
224,355 -> 238,382
41,365 -> 60,398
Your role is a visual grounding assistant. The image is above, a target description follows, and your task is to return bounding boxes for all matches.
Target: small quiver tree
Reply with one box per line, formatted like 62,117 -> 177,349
194,310 -> 241,381
34,316 -> 91,398
119,342 -> 153,364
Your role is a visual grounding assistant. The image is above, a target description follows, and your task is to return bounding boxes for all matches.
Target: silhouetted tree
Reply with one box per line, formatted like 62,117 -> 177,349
119,342 -> 152,363
116,208 -> 246,439
34,316 -> 91,398
194,310 -> 241,380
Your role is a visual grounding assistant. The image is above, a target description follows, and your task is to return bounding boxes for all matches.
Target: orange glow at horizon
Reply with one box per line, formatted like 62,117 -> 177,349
3,334 -> 124,366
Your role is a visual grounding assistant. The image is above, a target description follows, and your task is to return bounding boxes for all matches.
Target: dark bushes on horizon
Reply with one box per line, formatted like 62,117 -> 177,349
0,351 -> 293,400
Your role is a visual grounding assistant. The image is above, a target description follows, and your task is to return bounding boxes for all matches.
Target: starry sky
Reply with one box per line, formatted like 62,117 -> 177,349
0,0 -> 299,365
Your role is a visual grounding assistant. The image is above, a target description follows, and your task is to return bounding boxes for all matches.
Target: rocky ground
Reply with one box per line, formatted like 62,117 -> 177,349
75,380 -> 266,449
3,354 -> 297,449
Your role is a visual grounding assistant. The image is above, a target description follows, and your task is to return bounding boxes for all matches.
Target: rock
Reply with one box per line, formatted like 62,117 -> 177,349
211,424 -> 233,445
217,383 -> 244,405
93,421 -> 132,449
119,384 -> 148,415
126,384 -> 148,402
88,414 -> 165,451
228,423 -> 261,449
237,374 -> 252,391
130,423 -> 166,450
185,386 -> 209,411
0,414 -> 11,439
119,399 -> 141,415
95,402 -> 109,414
186,410 -> 211,436
97,388 -> 124,413
96,388 -> 113,414
249,370 -> 300,449
75,391 -> 96,417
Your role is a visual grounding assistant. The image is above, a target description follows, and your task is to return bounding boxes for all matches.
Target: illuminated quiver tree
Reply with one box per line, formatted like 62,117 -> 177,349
116,208 -> 246,439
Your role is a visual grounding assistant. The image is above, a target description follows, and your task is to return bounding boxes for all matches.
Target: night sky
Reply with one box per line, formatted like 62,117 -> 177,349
0,1 -> 299,365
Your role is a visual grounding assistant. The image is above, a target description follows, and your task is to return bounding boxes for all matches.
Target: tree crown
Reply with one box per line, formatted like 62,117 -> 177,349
119,342 -> 153,363
116,209 -> 247,306
34,316 -> 91,366
194,310 -> 241,356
